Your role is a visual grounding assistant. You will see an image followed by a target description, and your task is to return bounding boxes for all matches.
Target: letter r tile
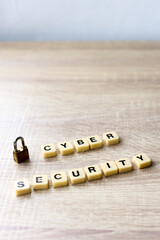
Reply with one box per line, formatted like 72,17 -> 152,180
84,164 -> 102,181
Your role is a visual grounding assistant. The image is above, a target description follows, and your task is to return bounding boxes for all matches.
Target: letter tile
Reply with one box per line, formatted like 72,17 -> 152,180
133,153 -> 151,169
14,179 -> 31,196
57,141 -> 74,156
73,138 -> 89,153
68,168 -> 86,185
115,158 -> 133,173
41,144 -> 57,158
103,131 -> 119,146
84,164 -> 102,181
51,171 -> 68,187
33,175 -> 49,190
101,161 -> 118,177
86,135 -> 103,150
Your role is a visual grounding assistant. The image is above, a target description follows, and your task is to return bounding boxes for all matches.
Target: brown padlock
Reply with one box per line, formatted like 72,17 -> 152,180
13,137 -> 29,163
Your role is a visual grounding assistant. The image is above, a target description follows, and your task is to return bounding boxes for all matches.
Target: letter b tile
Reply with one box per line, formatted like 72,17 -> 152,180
73,138 -> 89,153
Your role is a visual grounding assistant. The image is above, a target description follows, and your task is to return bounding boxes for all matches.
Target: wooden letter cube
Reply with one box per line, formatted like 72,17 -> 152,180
101,161 -> 118,177
69,168 -> 86,185
86,135 -> 103,150
33,175 -> 49,190
84,164 -> 102,181
73,138 -> 89,153
51,171 -> 68,187
133,153 -> 151,169
41,144 -> 57,158
103,131 -> 119,146
14,179 -> 31,196
115,158 -> 133,173
57,141 -> 74,156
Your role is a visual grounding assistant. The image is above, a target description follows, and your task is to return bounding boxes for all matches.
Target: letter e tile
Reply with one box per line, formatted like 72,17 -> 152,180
33,175 -> 49,190
86,135 -> 103,150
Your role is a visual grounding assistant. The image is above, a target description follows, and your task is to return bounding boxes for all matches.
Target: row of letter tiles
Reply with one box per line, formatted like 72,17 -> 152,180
41,131 -> 119,158
14,153 -> 151,196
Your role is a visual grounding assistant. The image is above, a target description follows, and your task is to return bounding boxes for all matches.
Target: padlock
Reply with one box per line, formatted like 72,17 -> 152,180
13,137 -> 29,163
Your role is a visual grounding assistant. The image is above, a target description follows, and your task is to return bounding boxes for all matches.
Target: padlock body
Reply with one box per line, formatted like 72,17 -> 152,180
13,146 -> 29,163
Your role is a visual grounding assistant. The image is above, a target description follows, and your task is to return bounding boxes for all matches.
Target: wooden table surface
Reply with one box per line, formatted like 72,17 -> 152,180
0,42 -> 160,240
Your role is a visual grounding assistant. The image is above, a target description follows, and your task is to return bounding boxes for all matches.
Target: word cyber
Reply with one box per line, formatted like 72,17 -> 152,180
41,131 -> 120,158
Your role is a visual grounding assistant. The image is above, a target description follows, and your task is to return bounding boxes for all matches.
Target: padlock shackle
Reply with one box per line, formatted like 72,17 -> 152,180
14,136 -> 25,152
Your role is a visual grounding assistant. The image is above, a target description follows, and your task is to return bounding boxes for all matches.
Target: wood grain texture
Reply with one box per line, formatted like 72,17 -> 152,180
0,42 -> 160,240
